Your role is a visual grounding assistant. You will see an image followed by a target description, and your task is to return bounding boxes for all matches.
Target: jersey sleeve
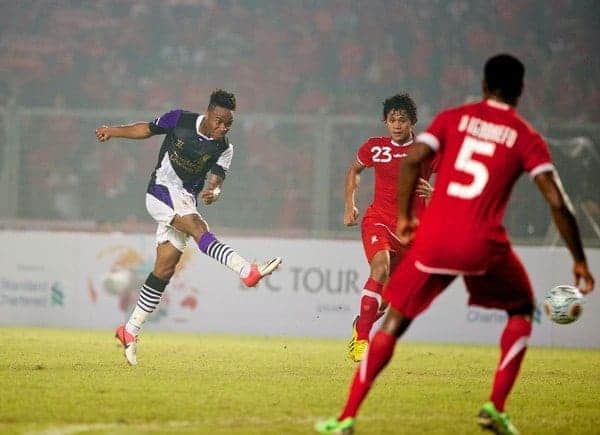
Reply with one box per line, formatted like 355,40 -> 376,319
415,111 -> 448,153
356,139 -> 374,167
211,143 -> 234,178
148,109 -> 183,135
520,131 -> 555,179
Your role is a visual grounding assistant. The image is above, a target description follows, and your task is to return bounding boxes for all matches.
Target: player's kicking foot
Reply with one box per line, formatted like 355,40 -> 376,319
241,257 -> 282,287
315,417 -> 355,434
477,402 -> 519,435
115,324 -> 137,366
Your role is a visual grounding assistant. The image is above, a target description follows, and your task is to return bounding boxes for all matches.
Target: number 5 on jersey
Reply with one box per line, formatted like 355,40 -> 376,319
447,136 -> 496,199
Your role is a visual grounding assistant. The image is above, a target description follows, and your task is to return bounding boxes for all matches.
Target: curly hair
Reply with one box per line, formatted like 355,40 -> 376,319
382,93 -> 417,124
208,89 -> 236,111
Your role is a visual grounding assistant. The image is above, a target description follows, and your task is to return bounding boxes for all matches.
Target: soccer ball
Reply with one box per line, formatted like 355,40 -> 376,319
543,285 -> 584,324
102,269 -> 134,295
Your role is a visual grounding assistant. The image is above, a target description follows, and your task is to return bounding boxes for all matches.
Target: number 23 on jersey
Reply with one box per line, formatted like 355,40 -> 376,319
371,146 -> 392,163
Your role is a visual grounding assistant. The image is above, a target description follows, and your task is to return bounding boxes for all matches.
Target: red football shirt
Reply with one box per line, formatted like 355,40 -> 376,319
411,99 -> 554,274
357,136 -> 436,223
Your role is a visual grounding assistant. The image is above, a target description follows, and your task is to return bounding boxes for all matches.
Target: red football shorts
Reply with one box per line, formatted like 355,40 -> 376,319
384,245 -> 534,319
361,215 -> 407,264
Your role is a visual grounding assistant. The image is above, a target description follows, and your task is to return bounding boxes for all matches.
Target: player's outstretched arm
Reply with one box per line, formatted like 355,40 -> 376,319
534,170 -> 595,293
95,122 -> 154,142
344,161 -> 365,226
201,173 -> 223,205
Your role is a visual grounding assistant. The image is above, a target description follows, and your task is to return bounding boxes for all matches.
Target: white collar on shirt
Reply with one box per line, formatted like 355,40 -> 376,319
485,99 -> 511,111
391,133 -> 414,147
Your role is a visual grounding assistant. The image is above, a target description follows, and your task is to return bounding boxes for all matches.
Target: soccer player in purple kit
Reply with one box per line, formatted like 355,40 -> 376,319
95,89 -> 281,365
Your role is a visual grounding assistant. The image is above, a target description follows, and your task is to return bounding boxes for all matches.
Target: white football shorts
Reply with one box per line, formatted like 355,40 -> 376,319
145,183 -> 201,252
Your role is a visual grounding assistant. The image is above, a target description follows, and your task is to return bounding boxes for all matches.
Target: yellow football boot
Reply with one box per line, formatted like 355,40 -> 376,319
347,316 -> 368,362
346,316 -> 359,361
351,339 -> 368,362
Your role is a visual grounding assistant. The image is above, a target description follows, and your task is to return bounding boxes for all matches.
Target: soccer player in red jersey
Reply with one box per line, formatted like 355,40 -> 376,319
343,94 -> 435,362
316,54 -> 595,435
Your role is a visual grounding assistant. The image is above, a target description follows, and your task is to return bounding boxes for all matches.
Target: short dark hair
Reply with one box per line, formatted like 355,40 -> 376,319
484,54 -> 524,104
382,93 -> 417,124
208,89 -> 236,111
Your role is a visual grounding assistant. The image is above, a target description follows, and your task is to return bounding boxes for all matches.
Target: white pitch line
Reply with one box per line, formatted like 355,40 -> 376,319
26,421 -> 194,435
25,415 -> 379,434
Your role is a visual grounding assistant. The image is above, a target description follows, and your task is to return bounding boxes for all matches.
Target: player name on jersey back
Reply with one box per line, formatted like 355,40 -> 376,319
458,115 -> 517,148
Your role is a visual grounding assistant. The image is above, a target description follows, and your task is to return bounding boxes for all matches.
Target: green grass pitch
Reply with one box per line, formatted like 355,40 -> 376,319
1,327 -> 599,434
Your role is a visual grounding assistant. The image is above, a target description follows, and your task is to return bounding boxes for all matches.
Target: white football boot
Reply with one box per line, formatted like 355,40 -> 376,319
241,257 -> 282,287
115,324 -> 137,365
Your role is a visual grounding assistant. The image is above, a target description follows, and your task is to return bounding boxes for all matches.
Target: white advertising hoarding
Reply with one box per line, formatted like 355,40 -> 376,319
0,230 -> 598,348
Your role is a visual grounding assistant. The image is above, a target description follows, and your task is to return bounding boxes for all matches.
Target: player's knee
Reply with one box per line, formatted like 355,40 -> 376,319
188,216 -> 209,240
196,215 -> 209,232
172,214 -> 209,240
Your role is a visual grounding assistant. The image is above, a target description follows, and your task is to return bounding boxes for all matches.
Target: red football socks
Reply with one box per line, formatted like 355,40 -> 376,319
490,316 -> 532,411
339,330 -> 397,420
356,278 -> 384,340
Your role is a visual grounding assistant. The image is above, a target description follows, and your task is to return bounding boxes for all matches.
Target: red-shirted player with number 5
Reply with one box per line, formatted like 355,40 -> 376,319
317,55 -> 594,435
343,94 -> 436,362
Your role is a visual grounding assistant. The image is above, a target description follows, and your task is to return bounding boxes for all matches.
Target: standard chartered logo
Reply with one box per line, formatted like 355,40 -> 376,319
50,282 -> 65,307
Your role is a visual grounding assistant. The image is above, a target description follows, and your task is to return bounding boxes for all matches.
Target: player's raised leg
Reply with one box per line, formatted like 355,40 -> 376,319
172,213 -> 281,287
115,242 -> 180,365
